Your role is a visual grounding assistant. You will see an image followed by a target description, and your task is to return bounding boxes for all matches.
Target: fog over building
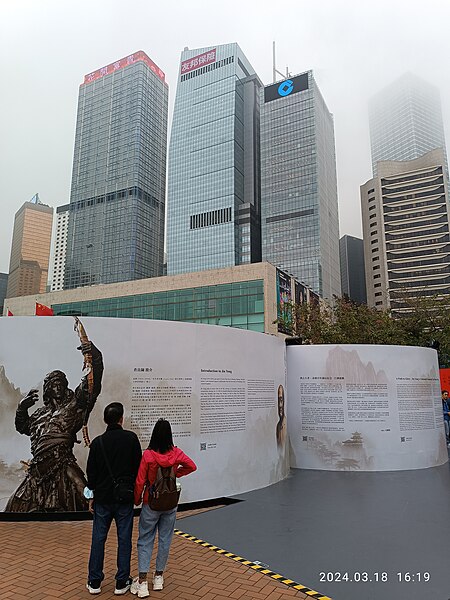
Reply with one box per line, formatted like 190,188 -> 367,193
369,73 -> 448,176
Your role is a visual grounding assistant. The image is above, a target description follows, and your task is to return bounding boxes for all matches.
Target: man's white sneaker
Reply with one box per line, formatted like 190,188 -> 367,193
86,582 -> 102,595
153,574 -> 164,591
130,577 -> 150,598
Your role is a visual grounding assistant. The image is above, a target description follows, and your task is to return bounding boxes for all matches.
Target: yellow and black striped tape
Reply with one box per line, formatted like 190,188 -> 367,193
174,528 -> 332,600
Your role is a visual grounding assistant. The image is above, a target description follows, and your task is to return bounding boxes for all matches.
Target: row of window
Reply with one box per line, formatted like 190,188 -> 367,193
70,186 -> 162,211
180,56 -> 234,82
189,207 -> 232,230
381,167 -> 442,187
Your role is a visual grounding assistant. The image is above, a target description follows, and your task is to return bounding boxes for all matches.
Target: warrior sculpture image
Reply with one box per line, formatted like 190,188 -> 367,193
5,319 -> 103,512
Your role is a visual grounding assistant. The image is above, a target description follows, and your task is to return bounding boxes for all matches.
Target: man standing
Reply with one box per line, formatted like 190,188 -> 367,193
442,390 -> 450,447
86,402 -> 142,595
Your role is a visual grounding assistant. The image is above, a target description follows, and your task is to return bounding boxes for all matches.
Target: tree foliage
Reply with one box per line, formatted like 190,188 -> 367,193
279,295 -> 450,367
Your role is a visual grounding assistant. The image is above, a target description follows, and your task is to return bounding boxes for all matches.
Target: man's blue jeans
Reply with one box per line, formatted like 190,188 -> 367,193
137,504 -> 177,574
88,502 -> 134,584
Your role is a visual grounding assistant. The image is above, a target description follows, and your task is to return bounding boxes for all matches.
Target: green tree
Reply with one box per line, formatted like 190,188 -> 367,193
278,295 -> 450,367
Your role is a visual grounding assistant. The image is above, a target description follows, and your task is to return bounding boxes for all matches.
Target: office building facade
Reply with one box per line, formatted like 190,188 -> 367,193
369,73 -> 447,176
50,204 -> 69,291
167,43 -> 262,275
6,195 -> 53,299
339,235 -> 367,304
260,71 -> 341,300
361,149 -> 450,313
0,273 -> 8,314
65,51 -> 168,289
4,263 -> 278,335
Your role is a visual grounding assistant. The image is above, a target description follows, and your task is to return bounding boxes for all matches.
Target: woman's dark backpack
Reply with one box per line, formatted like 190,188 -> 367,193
149,465 -> 180,511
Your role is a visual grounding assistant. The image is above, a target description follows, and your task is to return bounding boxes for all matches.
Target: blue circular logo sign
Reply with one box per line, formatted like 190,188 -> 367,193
278,79 -> 294,97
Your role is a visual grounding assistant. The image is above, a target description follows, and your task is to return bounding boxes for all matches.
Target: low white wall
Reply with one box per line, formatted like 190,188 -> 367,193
0,317 -> 289,510
287,344 -> 447,471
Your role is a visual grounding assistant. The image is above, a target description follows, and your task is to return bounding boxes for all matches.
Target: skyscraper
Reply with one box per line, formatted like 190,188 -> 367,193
361,149 -> 450,313
0,273 -> 8,314
65,51 -> 168,289
369,73 -> 447,176
50,204 -> 69,291
339,235 -> 367,304
167,44 -> 262,275
6,194 -> 53,299
260,72 -> 341,300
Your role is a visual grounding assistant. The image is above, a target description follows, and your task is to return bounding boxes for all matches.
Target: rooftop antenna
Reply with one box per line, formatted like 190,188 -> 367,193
272,41 -> 290,83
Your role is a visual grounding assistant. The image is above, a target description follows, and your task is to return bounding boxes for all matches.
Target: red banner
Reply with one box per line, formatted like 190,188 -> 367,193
440,369 -> 450,392
181,48 -> 216,74
83,51 -> 165,85
35,302 -> 54,316
7,309 -> 13,316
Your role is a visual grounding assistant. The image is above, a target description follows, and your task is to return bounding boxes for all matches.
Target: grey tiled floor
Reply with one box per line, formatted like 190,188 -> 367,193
180,465 -> 450,600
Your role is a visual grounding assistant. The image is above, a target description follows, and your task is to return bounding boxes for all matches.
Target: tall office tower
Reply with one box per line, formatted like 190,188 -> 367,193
50,204 -> 69,291
361,149 -> 450,313
0,273 -> 8,314
167,44 -> 262,275
6,194 -> 53,299
260,72 -> 341,300
339,235 -> 367,304
369,73 -> 447,176
65,51 -> 168,289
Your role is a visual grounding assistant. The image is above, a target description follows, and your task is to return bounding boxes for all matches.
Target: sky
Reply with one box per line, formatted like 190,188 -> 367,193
1,0 -> 450,274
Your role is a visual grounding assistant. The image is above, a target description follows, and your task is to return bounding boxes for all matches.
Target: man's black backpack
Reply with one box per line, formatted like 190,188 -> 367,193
149,465 -> 180,511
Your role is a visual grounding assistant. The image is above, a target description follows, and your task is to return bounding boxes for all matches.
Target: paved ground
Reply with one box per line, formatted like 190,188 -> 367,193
4,463 -> 449,600
180,467 -> 450,600
0,508 -> 326,600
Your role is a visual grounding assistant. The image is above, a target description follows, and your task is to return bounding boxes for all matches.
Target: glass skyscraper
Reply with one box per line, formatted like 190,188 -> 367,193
65,51 -> 168,289
167,43 -> 262,275
260,71 -> 341,300
369,73 -> 447,176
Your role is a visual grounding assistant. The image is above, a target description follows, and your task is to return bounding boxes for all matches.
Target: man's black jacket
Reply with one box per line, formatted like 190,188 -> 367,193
86,423 -> 142,505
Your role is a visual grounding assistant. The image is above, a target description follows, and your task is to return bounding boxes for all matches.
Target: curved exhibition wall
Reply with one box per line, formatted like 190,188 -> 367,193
0,317 -> 288,512
287,344 -> 447,471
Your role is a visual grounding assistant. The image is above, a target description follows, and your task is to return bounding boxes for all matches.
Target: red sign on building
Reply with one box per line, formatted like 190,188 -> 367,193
181,48 -> 217,74
83,51 -> 165,85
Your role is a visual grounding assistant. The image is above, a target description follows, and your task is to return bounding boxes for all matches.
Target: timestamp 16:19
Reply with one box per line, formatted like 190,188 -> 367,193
397,572 -> 430,582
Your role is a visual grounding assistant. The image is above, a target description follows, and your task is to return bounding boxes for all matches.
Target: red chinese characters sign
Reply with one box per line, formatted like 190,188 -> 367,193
181,48 -> 216,74
83,51 -> 165,85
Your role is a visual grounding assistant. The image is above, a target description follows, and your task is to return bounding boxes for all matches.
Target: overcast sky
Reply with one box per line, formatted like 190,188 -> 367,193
1,0 -> 449,274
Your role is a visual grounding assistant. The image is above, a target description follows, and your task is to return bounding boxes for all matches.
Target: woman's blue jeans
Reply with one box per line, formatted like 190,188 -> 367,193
137,503 -> 177,574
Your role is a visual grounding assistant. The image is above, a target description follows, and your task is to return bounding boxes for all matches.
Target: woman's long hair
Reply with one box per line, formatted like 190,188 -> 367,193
148,418 -> 174,453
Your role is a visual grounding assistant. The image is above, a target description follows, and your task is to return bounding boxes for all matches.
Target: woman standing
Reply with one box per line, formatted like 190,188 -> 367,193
131,419 -> 197,598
